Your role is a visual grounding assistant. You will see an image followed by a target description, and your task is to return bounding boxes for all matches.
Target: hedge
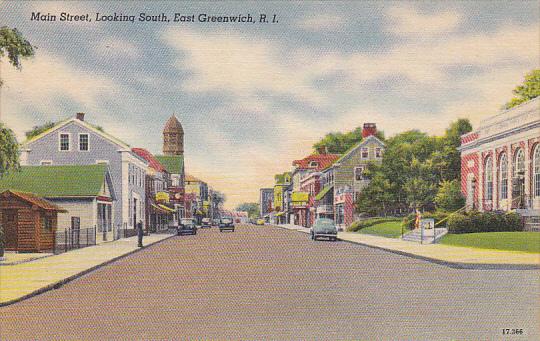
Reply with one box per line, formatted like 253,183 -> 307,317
447,211 -> 523,234
347,217 -> 402,232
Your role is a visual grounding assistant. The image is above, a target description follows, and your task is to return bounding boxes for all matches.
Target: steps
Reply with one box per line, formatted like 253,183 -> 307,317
402,228 -> 448,244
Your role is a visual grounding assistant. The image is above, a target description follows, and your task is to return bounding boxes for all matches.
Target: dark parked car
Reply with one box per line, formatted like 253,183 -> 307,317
219,217 -> 235,232
178,218 -> 197,235
201,218 -> 211,228
310,218 -> 337,241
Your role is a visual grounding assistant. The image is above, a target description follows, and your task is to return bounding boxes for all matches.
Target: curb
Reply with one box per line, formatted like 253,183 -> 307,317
0,234 -> 176,307
274,225 -> 540,270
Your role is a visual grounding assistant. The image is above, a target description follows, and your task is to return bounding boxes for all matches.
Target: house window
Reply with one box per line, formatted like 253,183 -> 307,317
79,134 -> 89,151
309,161 -> 319,168
59,133 -> 70,151
499,153 -> 508,200
361,147 -> 369,159
375,148 -> 382,158
355,166 -> 365,181
41,216 -> 53,231
484,156 -> 493,201
534,145 -> 540,197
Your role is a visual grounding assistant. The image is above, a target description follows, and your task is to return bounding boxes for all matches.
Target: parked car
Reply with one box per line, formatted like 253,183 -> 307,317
310,218 -> 337,241
177,218 -> 197,235
201,218 -> 211,228
219,217 -> 235,232
256,219 -> 265,225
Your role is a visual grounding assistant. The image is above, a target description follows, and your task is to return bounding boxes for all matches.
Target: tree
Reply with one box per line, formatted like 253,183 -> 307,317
236,202 -> 260,219
0,122 -> 19,177
25,121 -> 56,139
435,180 -> 465,211
504,69 -> 540,109
440,119 -> 472,182
0,26 -> 35,87
313,126 -> 385,154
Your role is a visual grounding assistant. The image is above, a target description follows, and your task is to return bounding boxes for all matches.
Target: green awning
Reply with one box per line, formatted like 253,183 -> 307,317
315,185 -> 333,201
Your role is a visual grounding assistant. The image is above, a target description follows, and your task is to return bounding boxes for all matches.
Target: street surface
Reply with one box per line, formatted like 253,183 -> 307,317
1,225 -> 538,340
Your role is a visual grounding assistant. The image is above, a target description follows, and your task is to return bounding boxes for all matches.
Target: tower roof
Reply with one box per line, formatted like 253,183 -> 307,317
164,115 -> 184,134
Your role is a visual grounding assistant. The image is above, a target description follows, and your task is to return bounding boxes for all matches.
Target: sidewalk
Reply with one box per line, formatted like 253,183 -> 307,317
277,224 -> 540,269
0,233 -> 174,306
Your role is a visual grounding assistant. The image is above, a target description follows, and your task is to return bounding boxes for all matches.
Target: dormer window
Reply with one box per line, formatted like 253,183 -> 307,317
59,133 -> 70,151
79,134 -> 89,151
309,161 -> 319,168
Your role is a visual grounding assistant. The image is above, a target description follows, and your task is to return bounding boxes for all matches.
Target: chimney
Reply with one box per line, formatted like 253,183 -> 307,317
362,123 -> 376,138
76,112 -> 85,121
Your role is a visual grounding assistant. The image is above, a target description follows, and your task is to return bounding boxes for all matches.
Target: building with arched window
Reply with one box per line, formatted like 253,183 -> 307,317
459,97 -> 540,222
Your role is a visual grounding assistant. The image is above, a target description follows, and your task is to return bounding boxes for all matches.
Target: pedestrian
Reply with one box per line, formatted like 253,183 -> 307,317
137,220 -> 144,247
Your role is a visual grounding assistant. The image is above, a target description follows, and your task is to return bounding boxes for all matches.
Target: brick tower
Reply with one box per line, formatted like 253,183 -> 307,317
163,115 -> 184,156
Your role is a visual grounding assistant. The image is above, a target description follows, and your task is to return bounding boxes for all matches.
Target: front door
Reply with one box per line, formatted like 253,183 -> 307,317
3,209 -> 18,250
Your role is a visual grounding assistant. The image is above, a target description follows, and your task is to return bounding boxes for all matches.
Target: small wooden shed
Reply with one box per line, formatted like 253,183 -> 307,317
0,190 -> 67,253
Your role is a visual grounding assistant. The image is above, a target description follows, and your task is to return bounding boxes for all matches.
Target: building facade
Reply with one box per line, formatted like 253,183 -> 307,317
259,188 -> 274,219
20,113 -> 147,234
459,98 -> 540,220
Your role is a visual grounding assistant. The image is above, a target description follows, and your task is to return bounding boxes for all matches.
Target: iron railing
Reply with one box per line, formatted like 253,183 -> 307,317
54,227 -> 96,254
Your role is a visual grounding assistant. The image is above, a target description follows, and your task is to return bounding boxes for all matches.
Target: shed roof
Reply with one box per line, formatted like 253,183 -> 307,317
0,165 -> 108,197
1,190 -> 67,212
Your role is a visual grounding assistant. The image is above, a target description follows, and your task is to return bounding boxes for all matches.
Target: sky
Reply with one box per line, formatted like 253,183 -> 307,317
0,1 -> 538,209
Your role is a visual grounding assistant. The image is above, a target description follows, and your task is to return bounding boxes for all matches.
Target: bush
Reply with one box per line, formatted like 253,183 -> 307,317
435,180 -> 465,211
402,211 -> 449,230
447,211 -> 523,234
347,217 -> 402,232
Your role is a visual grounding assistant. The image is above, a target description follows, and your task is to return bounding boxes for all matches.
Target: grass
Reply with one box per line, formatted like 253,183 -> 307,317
440,232 -> 540,253
356,221 -> 404,238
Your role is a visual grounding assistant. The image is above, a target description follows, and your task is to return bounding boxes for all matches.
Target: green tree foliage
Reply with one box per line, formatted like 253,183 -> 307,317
356,119 -> 472,215
0,123 -> 20,177
236,202 -> 260,218
313,126 -> 385,154
0,26 -> 35,86
504,69 -> 540,109
435,180 -> 465,211
25,121 -> 56,139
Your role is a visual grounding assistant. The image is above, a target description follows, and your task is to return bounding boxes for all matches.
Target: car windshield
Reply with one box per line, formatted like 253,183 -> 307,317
315,219 -> 335,229
181,219 -> 193,224
221,218 -> 232,223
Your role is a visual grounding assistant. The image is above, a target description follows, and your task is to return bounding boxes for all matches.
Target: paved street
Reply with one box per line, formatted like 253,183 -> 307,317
1,225 -> 538,340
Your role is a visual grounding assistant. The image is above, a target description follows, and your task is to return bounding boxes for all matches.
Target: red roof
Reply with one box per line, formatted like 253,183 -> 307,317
1,190 -> 67,212
131,148 -> 167,173
292,153 -> 340,171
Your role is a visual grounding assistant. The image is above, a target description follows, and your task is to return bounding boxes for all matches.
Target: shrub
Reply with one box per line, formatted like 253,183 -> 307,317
435,180 -> 465,211
402,211 -> 449,230
347,217 -> 402,232
447,211 -> 523,234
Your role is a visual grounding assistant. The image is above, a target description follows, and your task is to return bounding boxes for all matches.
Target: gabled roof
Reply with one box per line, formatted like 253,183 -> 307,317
155,155 -> 184,174
132,148 -> 167,173
292,153 -> 340,171
1,190 -> 68,212
22,117 -> 130,150
185,174 -> 202,182
0,165 -> 109,197
333,135 -> 385,166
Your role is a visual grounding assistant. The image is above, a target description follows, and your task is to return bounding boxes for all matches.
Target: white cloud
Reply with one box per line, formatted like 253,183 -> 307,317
95,37 -> 140,59
386,5 -> 461,37
297,14 -> 344,32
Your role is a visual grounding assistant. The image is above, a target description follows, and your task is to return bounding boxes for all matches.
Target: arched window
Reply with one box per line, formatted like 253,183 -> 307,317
513,148 -> 525,177
534,145 -> 540,197
499,153 -> 508,200
484,156 -> 493,201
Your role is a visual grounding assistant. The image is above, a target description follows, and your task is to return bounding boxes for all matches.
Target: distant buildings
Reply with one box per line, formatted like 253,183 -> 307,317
259,188 -> 274,221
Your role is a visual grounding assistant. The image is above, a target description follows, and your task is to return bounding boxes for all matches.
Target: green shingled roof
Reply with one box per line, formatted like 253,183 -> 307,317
155,155 -> 184,174
0,165 -> 108,197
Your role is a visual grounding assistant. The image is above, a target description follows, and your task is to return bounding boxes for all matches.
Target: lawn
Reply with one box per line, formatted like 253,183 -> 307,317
439,232 -> 540,253
357,221 -> 404,238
